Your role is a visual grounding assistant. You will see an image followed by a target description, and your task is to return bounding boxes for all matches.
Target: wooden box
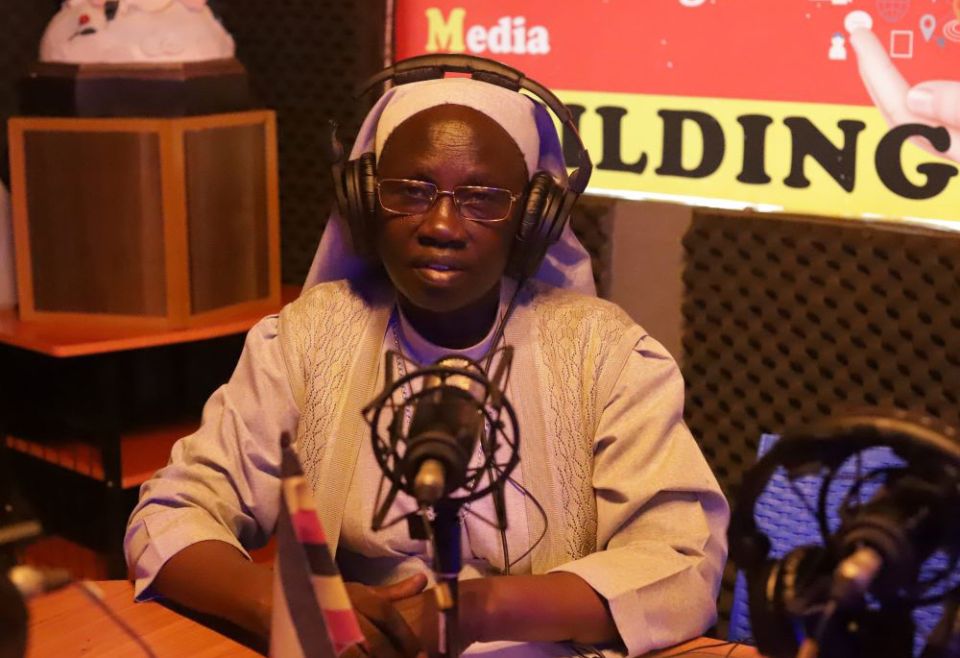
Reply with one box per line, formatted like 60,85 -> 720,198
8,110 -> 280,329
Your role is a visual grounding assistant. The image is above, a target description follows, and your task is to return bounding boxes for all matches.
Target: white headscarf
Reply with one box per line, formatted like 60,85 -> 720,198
303,77 -> 596,296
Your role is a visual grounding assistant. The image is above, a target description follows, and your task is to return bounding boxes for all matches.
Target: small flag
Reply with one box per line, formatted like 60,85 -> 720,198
270,434 -> 366,658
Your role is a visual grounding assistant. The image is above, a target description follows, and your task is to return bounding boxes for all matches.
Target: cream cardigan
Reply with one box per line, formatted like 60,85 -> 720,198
127,277 -> 729,656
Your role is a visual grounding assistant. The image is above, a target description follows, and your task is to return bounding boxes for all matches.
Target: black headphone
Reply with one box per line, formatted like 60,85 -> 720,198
728,411 -> 960,658
329,54 -> 593,282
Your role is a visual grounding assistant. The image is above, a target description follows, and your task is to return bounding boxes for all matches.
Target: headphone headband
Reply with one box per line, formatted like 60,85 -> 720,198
356,54 -> 592,194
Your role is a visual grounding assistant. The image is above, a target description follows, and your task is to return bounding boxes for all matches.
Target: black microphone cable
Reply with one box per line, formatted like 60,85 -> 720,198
477,276 -> 534,576
73,580 -> 158,658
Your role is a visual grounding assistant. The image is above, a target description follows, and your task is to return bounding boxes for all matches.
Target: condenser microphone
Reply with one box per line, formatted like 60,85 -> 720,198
363,346 -> 520,529
405,357 -> 487,505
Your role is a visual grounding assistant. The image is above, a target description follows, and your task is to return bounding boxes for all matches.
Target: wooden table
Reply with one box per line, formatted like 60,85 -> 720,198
25,581 -> 760,657
26,581 -> 259,657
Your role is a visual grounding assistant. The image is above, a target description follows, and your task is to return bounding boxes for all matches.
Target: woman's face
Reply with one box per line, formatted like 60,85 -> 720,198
374,104 -> 529,318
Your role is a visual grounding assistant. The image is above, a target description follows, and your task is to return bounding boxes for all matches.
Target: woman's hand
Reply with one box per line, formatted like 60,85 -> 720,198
389,581 -> 484,657
390,589 -> 440,656
383,574 -> 617,656
344,574 -> 430,658
906,81 -> 960,148
153,543 -> 431,656
846,10 -> 960,162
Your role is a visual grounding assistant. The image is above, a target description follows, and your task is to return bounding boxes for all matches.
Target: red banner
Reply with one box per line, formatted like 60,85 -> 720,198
396,1 -> 960,226
397,0 -> 958,106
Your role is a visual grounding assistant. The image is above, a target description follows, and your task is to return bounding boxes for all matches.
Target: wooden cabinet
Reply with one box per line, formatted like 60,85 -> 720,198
8,111 -> 281,330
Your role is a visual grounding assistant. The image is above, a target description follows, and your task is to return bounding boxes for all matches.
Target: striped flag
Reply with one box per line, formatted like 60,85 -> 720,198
270,434 -> 367,657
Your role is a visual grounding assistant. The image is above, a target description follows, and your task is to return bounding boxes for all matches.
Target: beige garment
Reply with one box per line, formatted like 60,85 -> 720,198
126,277 -> 729,657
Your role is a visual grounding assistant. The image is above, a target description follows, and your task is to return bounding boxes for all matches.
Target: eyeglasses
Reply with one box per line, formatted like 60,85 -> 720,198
377,178 -> 521,222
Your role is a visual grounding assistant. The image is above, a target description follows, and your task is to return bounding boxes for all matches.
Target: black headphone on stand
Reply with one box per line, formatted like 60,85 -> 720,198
329,54 -> 593,282
728,411 -> 960,658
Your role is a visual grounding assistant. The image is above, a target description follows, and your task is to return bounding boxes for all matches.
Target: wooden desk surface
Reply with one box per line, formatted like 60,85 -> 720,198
26,581 -> 760,658
26,580 -> 259,658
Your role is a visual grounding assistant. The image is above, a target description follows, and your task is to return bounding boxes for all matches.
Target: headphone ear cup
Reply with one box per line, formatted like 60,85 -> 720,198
340,152 -> 378,257
539,185 -> 576,247
747,546 -> 828,658
516,172 -> 552,243
508,172 -> 555,281
747,559 -> 801,658
357,152 -> 378,219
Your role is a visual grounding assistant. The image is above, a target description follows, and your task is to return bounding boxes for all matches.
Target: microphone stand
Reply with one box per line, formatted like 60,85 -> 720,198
365,350 -> 521,658
431,501 -> 463,658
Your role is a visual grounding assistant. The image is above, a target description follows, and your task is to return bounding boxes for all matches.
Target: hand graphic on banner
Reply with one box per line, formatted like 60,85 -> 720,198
846,10 -> 960,163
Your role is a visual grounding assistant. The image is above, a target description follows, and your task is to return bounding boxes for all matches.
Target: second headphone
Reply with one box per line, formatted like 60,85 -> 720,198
728,411 -> 960,658
329,54 -> 593,282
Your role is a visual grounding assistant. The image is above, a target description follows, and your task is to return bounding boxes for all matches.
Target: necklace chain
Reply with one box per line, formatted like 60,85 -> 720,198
390,310 -> 415,430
